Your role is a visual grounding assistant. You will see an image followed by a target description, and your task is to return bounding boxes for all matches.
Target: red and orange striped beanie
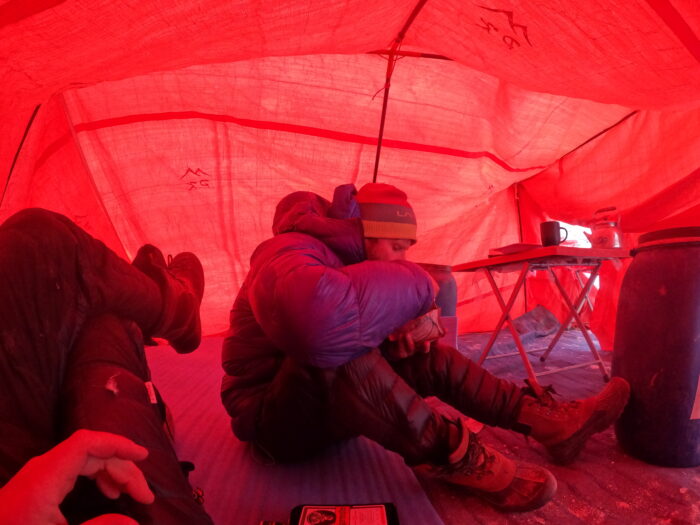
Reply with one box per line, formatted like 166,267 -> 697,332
355,183 -> 417,243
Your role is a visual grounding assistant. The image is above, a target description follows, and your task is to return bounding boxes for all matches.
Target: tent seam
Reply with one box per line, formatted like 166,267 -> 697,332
1,104 -> 41,211
38,111 -> 543,173
58,92 -> 129,257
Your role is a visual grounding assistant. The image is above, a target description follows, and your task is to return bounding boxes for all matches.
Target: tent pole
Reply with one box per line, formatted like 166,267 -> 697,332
372,51 -> 397,183
369,50 -> 451,61
372,0 -> 430,183
515,183 -> 528,312
1,104 -> 41,210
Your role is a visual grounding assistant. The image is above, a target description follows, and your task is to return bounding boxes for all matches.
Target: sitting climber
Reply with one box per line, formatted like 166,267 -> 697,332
221,182 -> 630,512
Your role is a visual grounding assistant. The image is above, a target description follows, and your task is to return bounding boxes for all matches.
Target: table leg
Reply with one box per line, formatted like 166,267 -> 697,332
482,265 -> 544,396
543,265 -> 610,381
541,266 -> 594,361
478,264 -> 528,364
567,270 -> 594,329
575,270 -> 595,312
477,299 -> 508,365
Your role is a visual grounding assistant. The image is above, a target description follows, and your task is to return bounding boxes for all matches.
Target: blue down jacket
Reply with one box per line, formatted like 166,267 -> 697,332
221,184 -> 435,441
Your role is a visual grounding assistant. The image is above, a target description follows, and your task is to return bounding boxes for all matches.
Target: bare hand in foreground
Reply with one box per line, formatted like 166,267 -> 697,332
0,429 -> 154,525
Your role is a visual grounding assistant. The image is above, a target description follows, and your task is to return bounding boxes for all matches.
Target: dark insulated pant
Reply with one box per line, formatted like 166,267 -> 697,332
59,315 -> 213,524
254,343 -> 525,466
0,208 -> 211,524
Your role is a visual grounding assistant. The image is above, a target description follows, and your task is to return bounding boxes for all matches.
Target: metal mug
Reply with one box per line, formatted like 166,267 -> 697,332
540,221 -> 568,246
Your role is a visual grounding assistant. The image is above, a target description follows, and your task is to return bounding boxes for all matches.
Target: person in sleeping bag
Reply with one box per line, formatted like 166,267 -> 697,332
0,208 -> 212,524
221,182 -> 630,512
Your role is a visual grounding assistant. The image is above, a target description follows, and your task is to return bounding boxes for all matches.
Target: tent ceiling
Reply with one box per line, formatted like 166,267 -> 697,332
3,0 -> 700,107
1,0 -> 699,334
3,0 -> 700,180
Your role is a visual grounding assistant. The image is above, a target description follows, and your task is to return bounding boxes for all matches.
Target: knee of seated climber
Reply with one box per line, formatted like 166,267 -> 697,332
68,315 -> 150,379
3,208 -> 69,234
61,315 -> 161,439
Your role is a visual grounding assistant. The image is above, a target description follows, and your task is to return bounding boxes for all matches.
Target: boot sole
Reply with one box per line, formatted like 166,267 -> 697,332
547,378 -> 630,465
477,464 -> 558,512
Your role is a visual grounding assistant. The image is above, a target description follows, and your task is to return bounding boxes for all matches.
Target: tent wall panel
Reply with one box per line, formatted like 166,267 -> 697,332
523,106 -> 700,230
1,94 -> 125,256
2,0 -> 700,339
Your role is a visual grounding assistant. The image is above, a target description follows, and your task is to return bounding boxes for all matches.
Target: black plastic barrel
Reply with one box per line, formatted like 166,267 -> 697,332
418,263 -> 458,348
612,227 -> 700,467
417,263 -> 457,316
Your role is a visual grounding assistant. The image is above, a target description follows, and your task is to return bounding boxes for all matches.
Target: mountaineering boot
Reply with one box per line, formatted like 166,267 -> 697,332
132,244 -> 205,353
416,420 -> 557,512
516,377 -> 630,465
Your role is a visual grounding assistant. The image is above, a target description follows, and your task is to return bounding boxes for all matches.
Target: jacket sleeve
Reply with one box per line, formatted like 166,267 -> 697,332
247,234 -> 435,368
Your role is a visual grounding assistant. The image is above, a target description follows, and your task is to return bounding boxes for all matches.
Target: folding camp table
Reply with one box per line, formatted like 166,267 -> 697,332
453,246 -> 629,396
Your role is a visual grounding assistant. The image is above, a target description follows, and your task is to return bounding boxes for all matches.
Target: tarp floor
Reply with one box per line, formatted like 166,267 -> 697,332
147,332 -> 699,525
419,331 -> 699,525
148,337 -> 441,525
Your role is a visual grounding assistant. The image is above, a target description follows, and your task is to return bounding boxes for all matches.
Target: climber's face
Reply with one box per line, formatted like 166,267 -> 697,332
364,238 -> 412,261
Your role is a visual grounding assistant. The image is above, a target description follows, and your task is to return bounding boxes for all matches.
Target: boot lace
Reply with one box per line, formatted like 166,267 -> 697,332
518,380 -> 582,449
522,379 -> 580,417
436,432 -> 496,481
523,379 -> 558,403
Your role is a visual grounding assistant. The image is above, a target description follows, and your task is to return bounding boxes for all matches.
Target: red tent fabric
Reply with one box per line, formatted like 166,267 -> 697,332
1,0 -> 699,337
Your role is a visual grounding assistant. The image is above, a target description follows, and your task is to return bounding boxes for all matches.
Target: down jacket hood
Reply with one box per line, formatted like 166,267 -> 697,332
271,184 -> 365,265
